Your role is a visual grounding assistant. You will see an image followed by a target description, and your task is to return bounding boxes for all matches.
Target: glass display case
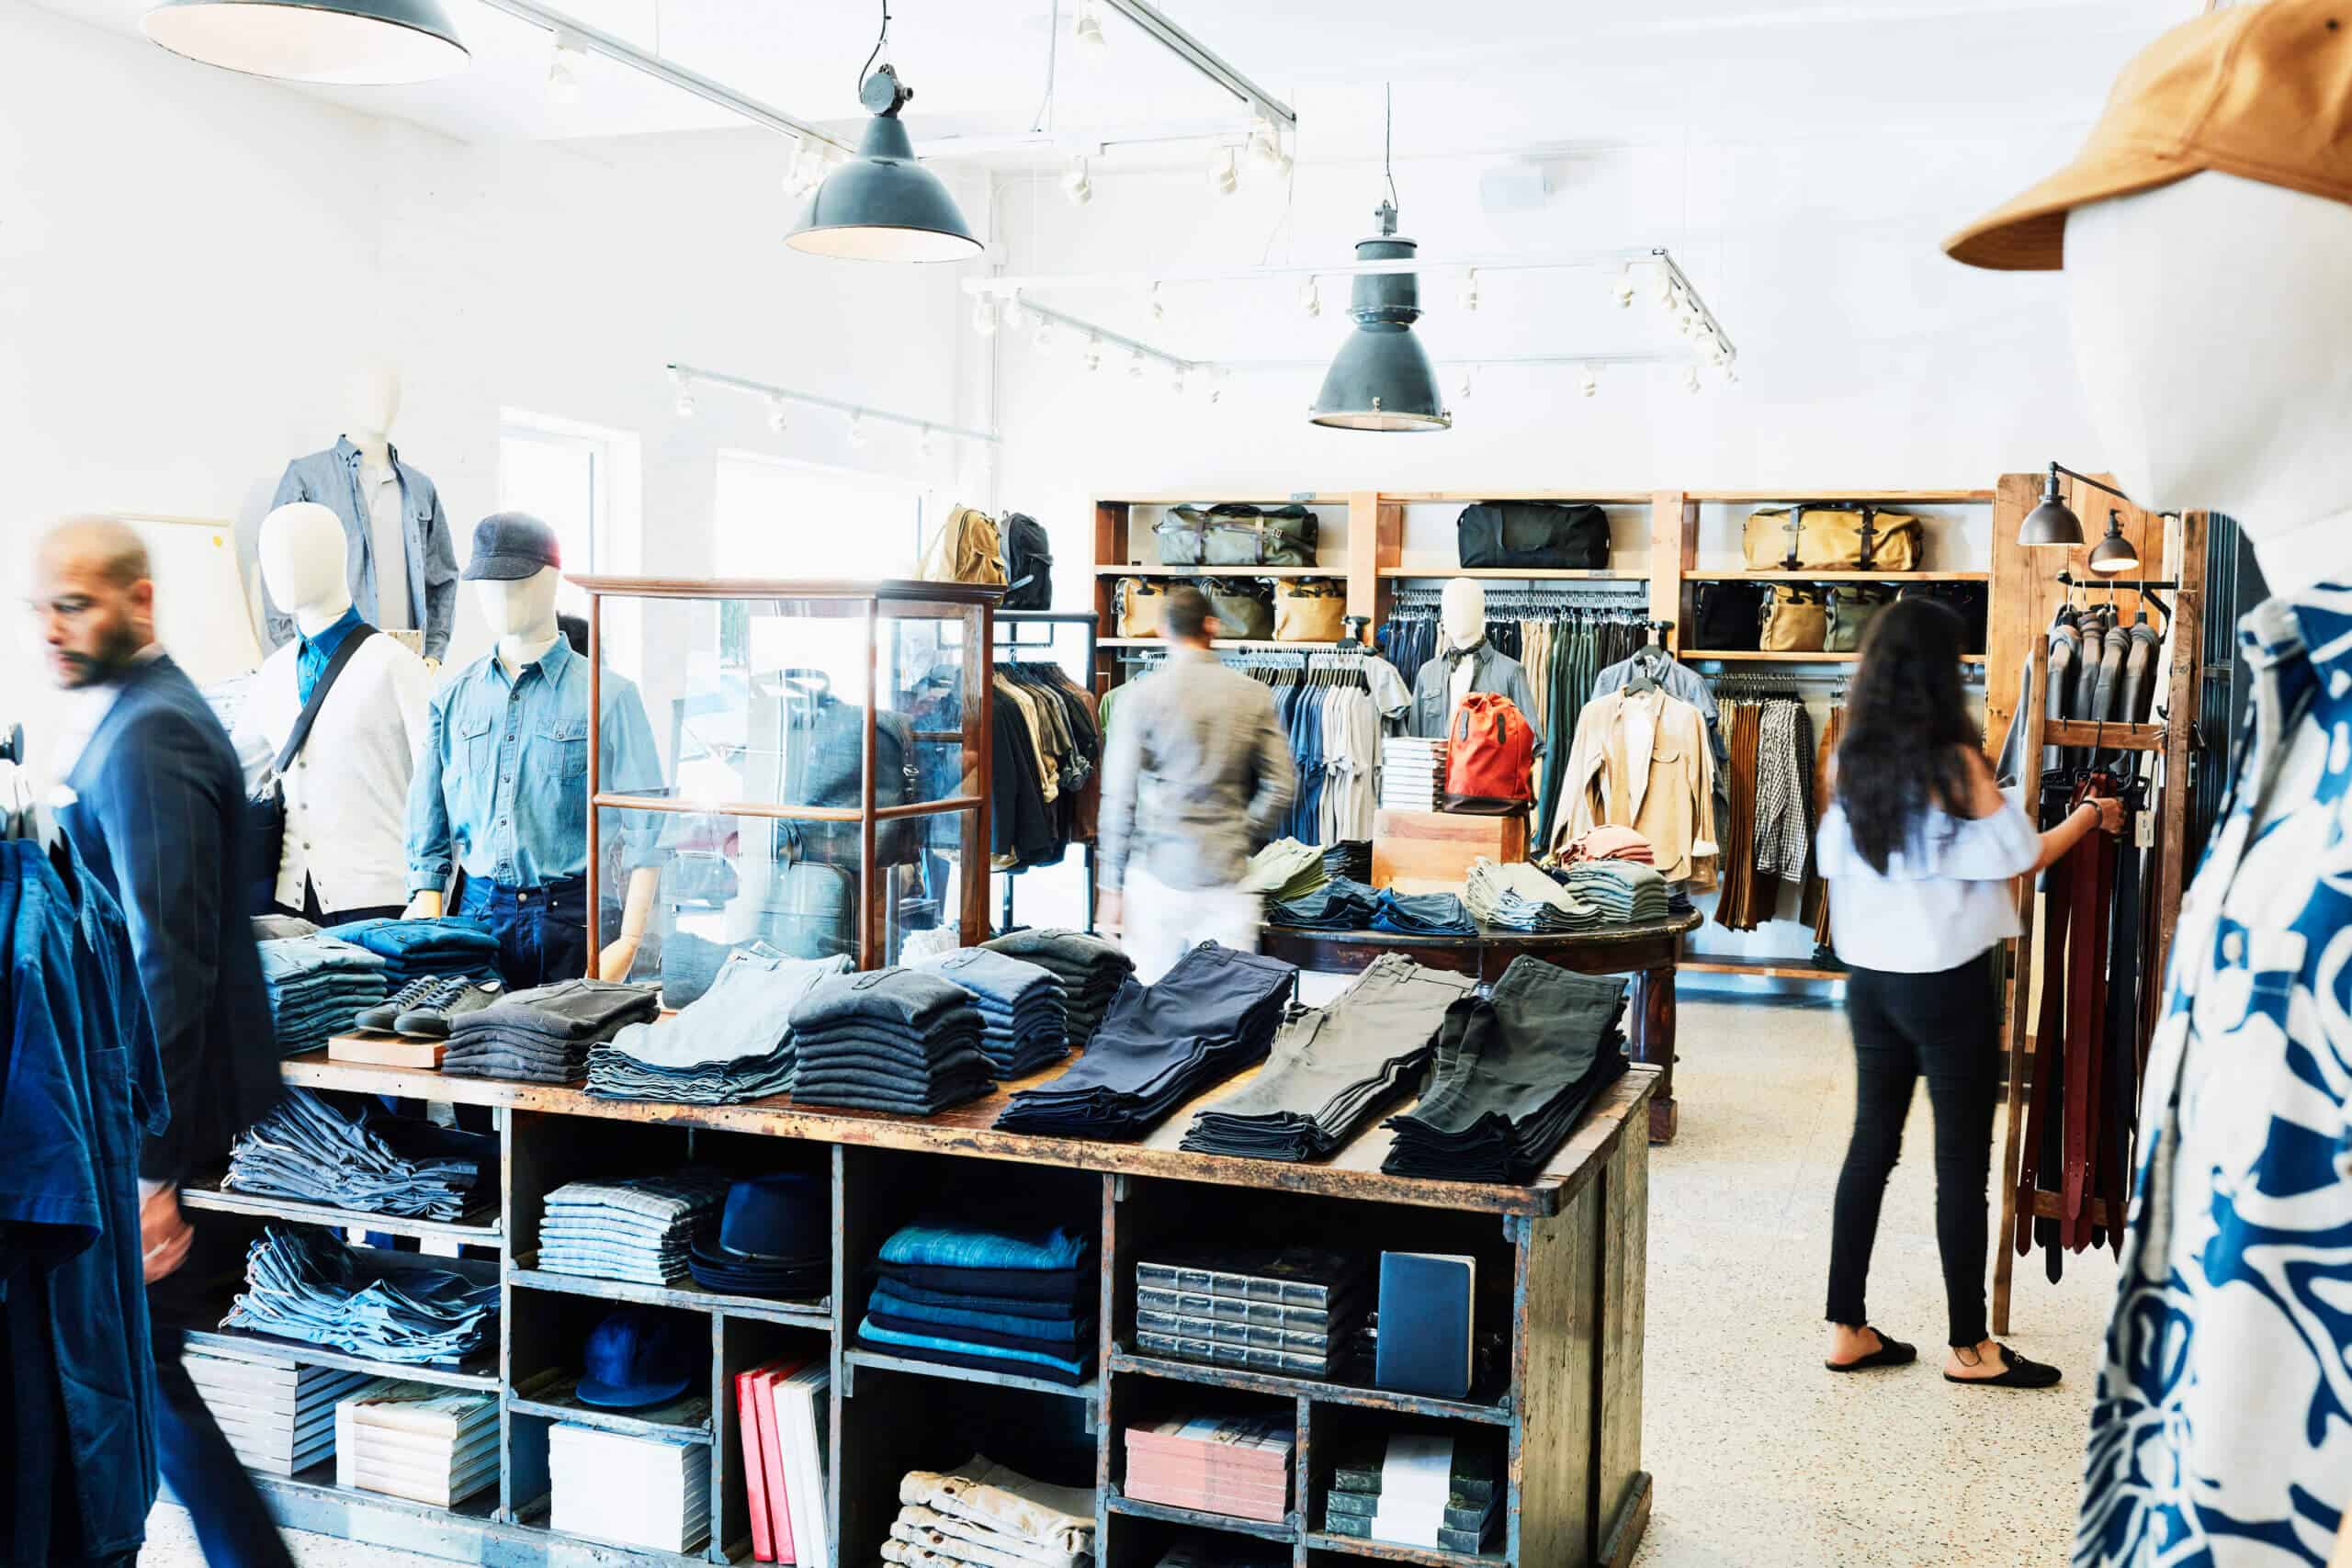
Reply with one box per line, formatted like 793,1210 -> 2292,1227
574,577 -> 1000,986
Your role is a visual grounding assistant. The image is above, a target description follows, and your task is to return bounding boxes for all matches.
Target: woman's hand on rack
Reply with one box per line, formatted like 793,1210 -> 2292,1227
2091,796 -> 2125,836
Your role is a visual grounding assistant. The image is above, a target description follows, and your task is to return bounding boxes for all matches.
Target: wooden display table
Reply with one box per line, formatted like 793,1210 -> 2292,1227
1259,912 -> 1700,1145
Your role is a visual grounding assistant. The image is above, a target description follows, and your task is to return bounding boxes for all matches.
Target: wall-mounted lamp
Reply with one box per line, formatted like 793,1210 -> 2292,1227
2021,461 -> 2140,549
2087,509 -> 2142,576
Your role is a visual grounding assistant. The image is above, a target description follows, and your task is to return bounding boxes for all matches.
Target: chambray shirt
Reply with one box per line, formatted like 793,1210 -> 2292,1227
294,605 -> 365,705
266,438 -> 458,660
405,638 -> 663,894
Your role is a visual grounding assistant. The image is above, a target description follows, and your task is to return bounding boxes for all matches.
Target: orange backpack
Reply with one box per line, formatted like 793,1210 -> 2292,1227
1445,693 -> 1536,803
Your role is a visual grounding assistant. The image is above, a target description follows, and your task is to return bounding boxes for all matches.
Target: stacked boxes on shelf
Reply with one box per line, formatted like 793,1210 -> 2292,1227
1124,1413 -> 1295,1523
1133,1248 -> 1366,1377
180,1349 -> 392,1476
548,1425 -> 714,1554
335,1388 -> 500,1507
1323,1431 -> 1502,1553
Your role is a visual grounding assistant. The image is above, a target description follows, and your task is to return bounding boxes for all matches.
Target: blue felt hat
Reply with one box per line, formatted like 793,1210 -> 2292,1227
717,1171 -> 828,1263
576,1308 -> 695,1410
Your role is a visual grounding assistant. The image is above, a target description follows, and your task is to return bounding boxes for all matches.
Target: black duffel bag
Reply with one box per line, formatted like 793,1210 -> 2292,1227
1693,582 -> 1767,651
1455,502 -> 1611,570
1898,581 -> 1990,654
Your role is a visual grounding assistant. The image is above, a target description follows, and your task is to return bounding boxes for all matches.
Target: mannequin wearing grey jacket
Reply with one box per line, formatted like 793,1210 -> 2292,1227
266,437 -> 458,660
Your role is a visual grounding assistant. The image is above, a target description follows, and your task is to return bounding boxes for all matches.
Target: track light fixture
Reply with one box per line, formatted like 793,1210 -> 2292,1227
767,397 -> 788,434
1171,366 -> 1191,397
1073,0 -> 1105,48
1082,335 -> 1103,373
846,411 -> 867,447
1207,367 -> 1227,404
547,39 -> 582,102
1033,320 -> 1057,354
1061,156 -> 1093,207
1128,349 -> 1148,379
1681,365 -> 1702,394
918,425 -> 935,461
1578,365 -> 1600,399
1300,277 -> 1322,319
1459,269 -> 1480,312
971,298 -> 999,337
1148,283 -> 1164,322
1247,115 -> 1292,178
1613,265 -> 1637,308
1456,366 -> 1475,401
1209,146 -> 1238,196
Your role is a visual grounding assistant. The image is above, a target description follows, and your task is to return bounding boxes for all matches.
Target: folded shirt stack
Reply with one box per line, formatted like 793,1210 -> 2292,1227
788,969 -> 996,1116
978,929 -> 1136,1052
258,935 -> 390,1056
1464,858 -> 1601,933
1182,955 -> 1476,1162
320,916 -> 503,990
1323,840 -> 1373,885
1379,738 -> 1448,812
1383,958 -> 1630,1184
1556,824 -> 1655,865
1370,887 -> 1477,938
855,1221 -> 1097,1385
440,979 -> 662,1085
1550,860 -> 1672,927
222,1226 -> 497,1364
995,943 -> 1296,1141
888,1457 -> 1095,1568
224,1089 -> 493,1220
1235,839 -> 1329,903
537,1168 -> 731,1286
1267,876 -> 1379,931
586,951 -> 852,1105
912,949 -> 1071,1079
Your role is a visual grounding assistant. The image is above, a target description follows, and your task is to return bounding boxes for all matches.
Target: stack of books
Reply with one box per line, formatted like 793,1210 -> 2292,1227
1322,1433 -> 1500,1552
732,1359 -> 832,1565
1132,1249 -> 1366,1378
1123,1414 -> 1295,1523
179,1349 -> 390,1476
335,1388 -> 499,1507
548,1425 -> 713,1554
1379,739 -> 1448,812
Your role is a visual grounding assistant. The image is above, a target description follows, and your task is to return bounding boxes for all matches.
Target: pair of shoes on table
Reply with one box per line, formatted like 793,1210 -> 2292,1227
1824,1328 -> 2062,1389
355,976 -> 505,1039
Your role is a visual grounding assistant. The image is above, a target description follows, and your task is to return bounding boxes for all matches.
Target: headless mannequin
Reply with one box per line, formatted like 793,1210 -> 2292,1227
343,364 -> 416,642
1442,578 -> 1487,721
403,566 -> 659,981
258,502 -> 352,641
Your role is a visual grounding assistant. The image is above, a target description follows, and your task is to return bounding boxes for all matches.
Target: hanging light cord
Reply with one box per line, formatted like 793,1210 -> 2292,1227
1385,81 -> 1398,212
859,0 -> 890,91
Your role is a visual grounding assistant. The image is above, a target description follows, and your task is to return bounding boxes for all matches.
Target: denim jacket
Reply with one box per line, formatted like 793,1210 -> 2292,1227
268,438 -> 458,660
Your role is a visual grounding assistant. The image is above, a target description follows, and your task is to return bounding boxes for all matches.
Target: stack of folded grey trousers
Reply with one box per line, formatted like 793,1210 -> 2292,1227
586,950 -> 852,1103
537,1169 -> 732,1286
788,970 -> 995,1115
441,979 -> 662,1084
978,929 -> 1135,1051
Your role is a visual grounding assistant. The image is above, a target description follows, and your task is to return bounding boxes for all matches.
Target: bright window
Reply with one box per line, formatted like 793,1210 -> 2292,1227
713,451 -> 928,579
498,423 -> 606,615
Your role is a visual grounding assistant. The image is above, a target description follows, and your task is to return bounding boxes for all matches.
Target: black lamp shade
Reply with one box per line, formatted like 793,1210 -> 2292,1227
1310,221 -> 1450,432
2018,472 -> 2084,547
142,0 -> 468,83
786,114 -> 981,263
2087,513 -> 2141,575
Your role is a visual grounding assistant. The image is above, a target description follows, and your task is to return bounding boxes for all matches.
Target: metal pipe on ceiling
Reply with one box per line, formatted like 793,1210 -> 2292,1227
1101,0 -> 1296,127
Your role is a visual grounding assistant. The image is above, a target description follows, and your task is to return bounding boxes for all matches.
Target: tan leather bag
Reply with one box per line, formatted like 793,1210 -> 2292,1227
1758,586 -> 1828,652
1115,578 -> 1167,637
1742,505 -> 1921,571
1273,581 -> 1347,642
919,504 -> 1008,586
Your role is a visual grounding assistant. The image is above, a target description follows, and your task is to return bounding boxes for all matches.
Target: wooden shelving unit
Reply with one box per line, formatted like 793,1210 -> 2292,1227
1680,570 -> 1989,583
1377,568 -> 1648,581
1682,650 -> 1989,664
1097,565 -> 1339,579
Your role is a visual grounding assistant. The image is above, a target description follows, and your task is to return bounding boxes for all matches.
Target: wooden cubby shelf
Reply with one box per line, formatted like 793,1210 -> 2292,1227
509,1257 -> 832,1329
1106,1351 -> 1513,1427
842,1347 -> 1100,1404
1682,650 -> 1989,664
1306,1531 -> 1510,1568
1681,570 -> 1990,582
1376,568 -> 1648,581
1105,1488 -> 1301,1543
508,1370 -> 715,1442
1096,565 -> 1339,578
178,1177 -> 503,1245
182,1325 -> 503,1392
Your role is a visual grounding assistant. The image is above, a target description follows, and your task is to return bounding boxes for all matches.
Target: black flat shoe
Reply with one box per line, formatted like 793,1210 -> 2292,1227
1825,1328 -> 1917,1372
1944,1344 -> 2062,1389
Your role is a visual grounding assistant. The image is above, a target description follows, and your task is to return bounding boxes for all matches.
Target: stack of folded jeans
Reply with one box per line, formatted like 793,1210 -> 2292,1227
1236,839 -> 1329,902
537,1168 -> 731,1286
1465,859 -> 1600,933
1323,840 -> 1373,885
441,980 -> 662,1084
1267,877 -> 1379,931
996,944 -> 1296,1140
912,949 -> 1070,1078
586,952 -> 852,1104
978,930 -> 1135,1051
855,1222 -> 1096,1385
252,914 -> 319,942
888,1458 -> 1095,1568
322,916 -> 502,990
258,935 -> 390,1055
1551,861 -> 1671,927
788,970 -> 995,1115
1383,958 -> 1630,1183
222,1227 -> 498,1364
224,1089 -> 493,1220
1371,888 -> 1478,938
1182,956 -> 1476,1161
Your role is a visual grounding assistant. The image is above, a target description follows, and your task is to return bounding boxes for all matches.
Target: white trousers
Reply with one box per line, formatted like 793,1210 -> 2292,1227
1125,865 -> 1261,984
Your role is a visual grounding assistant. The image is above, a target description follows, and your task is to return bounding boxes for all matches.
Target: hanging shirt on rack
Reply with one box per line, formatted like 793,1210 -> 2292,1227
1408,642 -> 1543,750
1555,687 -> 1718,883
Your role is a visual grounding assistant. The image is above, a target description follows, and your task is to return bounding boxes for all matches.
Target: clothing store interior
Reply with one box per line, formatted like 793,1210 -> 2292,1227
6,0 -> 2339,1565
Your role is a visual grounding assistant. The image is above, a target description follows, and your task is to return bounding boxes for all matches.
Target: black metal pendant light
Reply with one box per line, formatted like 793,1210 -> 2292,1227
2019,466 -> 2086,547
786,4 -> 981,264
1310,87 -> 1450,432
2087,509 -> 2142,575
141,0 -> 467,83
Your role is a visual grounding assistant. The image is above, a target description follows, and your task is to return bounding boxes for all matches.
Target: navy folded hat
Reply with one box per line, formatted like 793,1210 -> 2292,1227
461,512 -> 561,581
576,1307 -> 696,1410
716,1171 -> 827,1263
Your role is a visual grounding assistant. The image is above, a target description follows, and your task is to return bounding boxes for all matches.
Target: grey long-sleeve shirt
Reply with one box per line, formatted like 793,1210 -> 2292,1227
1097,649 -> 1296,893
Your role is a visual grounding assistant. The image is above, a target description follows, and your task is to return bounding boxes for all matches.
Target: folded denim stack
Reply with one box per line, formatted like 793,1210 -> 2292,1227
1551,860 -> 1672,927
1267,876 -> 1379,931
1182,956 -> 1476,1161
1236,839 -> 1329,902
1323,840 -> 1373,885
1383,958 -> 1630,1183
996,944 -> 1296,1141
259,935 -> 390,1055
1464,858 -> 1600,933
1371,888 -> 1478,938
537,1168 -> 731,1286
888,1457 -> 1096,1568
788,969 -> 996,1115
322,916 -> 503,991
252,914 -> 320,942
855,1222 -> 1097,1385
586,951 -> 852,1104
222,1227 -> 498,1364
1665,883 -> 1695,918
912,949 -> 1071,1079
224,1089 -> 493,1220
440,979 -> 662,1085
979,929 -> 1136,1051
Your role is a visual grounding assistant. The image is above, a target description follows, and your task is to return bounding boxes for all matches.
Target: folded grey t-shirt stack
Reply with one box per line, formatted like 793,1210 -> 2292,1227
441,979 -> 662,1085
587,950 -> 853,1104
978,929 -> 1136,1051
788,969 -> 995,1116
537,1168 -> 731,1286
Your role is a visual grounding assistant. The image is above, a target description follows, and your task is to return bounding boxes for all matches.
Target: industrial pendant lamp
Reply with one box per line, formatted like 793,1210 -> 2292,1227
2018,466 -> 2085,547
141,0 -> 467,83
2087,510 -> 2141,575
786,3 -> 981,263
1309,86 -> 1450,432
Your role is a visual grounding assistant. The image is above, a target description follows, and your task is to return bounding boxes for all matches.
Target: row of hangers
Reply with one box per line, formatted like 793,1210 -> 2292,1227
0,721 -> 68,858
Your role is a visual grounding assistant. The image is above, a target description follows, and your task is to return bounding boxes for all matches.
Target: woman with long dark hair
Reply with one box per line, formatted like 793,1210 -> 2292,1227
1815,596 -> 2120,1388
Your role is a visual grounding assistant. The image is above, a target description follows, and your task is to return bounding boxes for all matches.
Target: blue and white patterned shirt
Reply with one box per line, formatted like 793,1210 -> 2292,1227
2080,586 -> 2352,1567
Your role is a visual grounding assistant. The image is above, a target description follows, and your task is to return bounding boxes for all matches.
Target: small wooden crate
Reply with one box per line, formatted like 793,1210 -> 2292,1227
1374,807 -> 1529,892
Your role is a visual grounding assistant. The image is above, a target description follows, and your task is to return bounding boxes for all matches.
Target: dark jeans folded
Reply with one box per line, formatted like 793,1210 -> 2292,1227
873,1260 -> 1092,1303
867,1310 -> 1096,1357
851,1328 -> 1091,1385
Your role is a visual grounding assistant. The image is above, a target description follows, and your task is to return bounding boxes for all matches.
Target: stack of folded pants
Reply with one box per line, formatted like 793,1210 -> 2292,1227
1465,859 -> 1600,933
888,1458 -> 1095,1568
585,952 -> 852,1104
912,949 -> 1071,1078
225,1089 -> 493,1219
978,930 -> 1135,1052
537,1168 -> 731,1285
1182,956 -> 1476,1161
1371,888 -> 1477,938
321,916 -> 503,990
222,1226 -> 498,1364
788,970 -> 996,1115
1323,840 -> 1373,885
258,935 -> 390,1055
855,1222 -> 1096,1384
1267,877 -> 1379,931
1383,958 -> 1630,1183
1236,839 -> 1329,903
995,944 -> 1296,1141
441,980 -> 662,1084
1550,861 -> 1671,927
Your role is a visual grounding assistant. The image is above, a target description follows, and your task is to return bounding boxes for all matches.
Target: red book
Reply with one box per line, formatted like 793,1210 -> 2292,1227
753,1362 -> 808,1562
737,1365 -> 780,1562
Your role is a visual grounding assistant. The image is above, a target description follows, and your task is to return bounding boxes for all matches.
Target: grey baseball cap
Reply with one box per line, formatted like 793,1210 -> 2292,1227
460,513 -> 561,581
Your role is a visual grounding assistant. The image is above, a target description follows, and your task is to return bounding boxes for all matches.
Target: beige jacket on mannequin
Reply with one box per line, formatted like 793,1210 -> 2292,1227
1553,687 -> 1719,883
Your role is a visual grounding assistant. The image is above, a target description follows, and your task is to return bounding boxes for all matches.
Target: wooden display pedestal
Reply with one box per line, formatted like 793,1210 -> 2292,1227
327,1031 -> 447,1069
1373,808 -> 1529,891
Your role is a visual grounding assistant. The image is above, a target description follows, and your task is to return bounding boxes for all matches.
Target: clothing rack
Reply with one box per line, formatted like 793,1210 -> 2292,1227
989,612 -> 1100,935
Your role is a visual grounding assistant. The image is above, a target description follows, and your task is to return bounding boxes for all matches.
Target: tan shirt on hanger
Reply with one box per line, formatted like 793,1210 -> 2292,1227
1555,687 -> 1719,883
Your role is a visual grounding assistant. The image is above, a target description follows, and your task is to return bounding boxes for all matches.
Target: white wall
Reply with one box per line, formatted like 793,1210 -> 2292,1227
0,0 -> 980,779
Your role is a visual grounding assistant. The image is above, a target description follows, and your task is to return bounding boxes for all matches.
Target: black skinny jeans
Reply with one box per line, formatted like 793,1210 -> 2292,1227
1825,950 -> 2001,1348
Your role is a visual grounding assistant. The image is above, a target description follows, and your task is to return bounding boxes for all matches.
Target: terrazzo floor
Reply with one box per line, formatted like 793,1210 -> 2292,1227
142,994 -> 2114,1568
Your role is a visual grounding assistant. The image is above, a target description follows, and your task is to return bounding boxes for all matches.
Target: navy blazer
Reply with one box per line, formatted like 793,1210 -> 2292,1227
62,652 -> 280,1183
